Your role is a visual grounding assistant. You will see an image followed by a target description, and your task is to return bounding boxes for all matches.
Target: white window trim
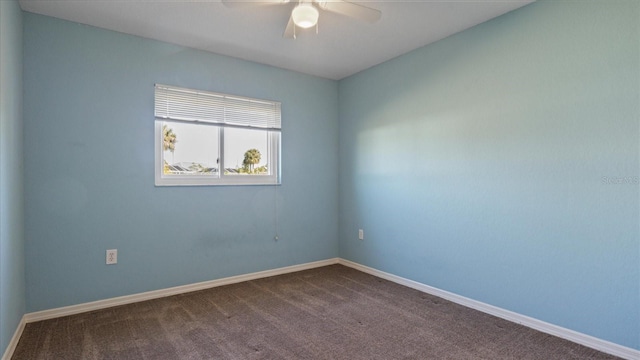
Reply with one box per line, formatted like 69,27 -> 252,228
154,84 -> 281,186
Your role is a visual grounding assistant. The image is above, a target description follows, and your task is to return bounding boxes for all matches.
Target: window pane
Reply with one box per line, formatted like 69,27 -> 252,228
162,121 -> 219,176
223,128 -> 270,175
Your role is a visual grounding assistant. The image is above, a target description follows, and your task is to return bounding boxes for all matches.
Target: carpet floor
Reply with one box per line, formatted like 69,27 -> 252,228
12,264 -> 621,359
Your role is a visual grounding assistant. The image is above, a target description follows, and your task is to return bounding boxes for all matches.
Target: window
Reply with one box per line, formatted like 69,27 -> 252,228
154,84 -> 281,186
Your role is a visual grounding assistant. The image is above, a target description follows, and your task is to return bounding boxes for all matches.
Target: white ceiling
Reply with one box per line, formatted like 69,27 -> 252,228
19,0 -> 534,80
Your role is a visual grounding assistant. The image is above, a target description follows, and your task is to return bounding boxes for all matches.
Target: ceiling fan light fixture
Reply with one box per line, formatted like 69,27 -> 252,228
291,3 -> 319,29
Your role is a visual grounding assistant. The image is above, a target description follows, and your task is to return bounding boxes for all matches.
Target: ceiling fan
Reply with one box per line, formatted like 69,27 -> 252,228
221,0 -> 382,38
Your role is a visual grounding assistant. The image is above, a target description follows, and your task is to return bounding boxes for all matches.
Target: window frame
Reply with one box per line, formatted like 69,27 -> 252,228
154,85 -> 281,187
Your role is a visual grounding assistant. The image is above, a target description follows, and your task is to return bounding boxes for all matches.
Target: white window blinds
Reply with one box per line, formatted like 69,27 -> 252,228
154,84 -> 281,131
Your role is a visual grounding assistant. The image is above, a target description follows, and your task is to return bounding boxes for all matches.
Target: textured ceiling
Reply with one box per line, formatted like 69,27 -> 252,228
19,0 -> 534,80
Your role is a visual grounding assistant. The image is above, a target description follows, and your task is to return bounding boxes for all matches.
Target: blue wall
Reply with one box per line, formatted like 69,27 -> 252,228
18,0 -> 639,353
0,0 -> 25,355
23,13 -> 339,312
338,0 -> 639,350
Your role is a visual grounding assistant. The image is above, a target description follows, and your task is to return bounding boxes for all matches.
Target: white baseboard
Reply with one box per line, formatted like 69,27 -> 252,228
24,258 -> 340,323
1,316 -> 26,360
6,257 -> 638,360
337,258 -> 640,360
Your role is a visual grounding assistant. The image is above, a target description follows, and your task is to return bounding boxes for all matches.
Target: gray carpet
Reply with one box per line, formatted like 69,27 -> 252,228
13,265 -> 620,359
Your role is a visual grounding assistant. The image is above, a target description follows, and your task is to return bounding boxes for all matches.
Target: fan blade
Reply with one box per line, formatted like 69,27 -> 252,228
222,0 -> 290,8
283,16 -> 295,38
316,0 -> 381,23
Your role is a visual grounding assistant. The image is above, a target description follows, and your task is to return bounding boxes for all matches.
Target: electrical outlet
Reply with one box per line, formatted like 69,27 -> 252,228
358,229 -> 364,240
106,249 -> 117,265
